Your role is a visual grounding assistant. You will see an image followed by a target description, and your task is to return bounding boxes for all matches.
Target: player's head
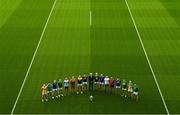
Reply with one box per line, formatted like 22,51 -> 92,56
106,76 -> 108,78
65,77 -> 68,80
43,83 -> 46,86
72,76 -> 74,79
129,80 -> 132,83
117,78 -> 119,80
54,80 -> 56,83
90,73 -> 93,75
95,72 -> 98,75
100,74 -> 103,76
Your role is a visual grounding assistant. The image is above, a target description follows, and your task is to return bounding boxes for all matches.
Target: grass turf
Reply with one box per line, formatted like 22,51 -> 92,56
0,0 -> 180,114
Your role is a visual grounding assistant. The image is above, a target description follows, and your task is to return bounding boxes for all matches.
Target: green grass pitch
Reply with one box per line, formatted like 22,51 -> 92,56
0,0 -> 180,114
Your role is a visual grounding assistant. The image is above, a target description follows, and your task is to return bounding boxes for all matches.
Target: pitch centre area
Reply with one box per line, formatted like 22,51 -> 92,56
2,0 -> 180,114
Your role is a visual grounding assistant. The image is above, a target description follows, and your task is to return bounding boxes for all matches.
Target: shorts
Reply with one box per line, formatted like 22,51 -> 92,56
65,86 -> 69,89
78,84 -> 82,87
58,87 -> 63,91
110,85 -> 114,88
83,82 -> 87,85
116,86 -> 121,89
128,88 -> 133,92
133,91 -> 138,95
122,88 -> 127,91
42,92 -> 47,96
47,91 -> 52,94
52,88 -> 57,92
71,86 -> 75,89
94,82 -> 98,84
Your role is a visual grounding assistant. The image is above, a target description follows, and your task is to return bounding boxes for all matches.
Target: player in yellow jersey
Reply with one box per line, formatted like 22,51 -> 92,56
41,83 -> 48,102
77,75 -> 83,94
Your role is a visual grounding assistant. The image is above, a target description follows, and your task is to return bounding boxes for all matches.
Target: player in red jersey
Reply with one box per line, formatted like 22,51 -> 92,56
109,77 -> 115,95
70,76 -> 76,94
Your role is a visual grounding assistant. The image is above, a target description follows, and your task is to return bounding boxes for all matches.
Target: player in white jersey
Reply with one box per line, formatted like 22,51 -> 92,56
104,76 -> 109,93
64,77 -> 69,96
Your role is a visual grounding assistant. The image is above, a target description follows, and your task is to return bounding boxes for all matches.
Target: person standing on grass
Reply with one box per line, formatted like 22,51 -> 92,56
52,80 -> 58,99
104,76 -> 109,93
121,79 -> 127,97
132,84 -> 139,101
77,75 -> 83,94
47,82 -> 53,98
99,74 -> 105,89
57,79 -> 63,97
94,73 -> 99,90
41,83 -> 48,102
116,78 -> 121,95
89,73 -> 94,91
70,76 -> 76,94
109,77 -> 115,95
127,81 -> 133,98
64,77 -> 69,96
82,73 -> 88,90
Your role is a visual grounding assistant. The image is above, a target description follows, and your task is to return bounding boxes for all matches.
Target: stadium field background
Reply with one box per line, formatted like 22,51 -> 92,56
0,0 -> 180,114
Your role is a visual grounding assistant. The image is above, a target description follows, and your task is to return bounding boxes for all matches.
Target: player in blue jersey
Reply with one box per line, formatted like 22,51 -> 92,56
82,73 -> 88,90
99,74 -> 105,89
64,77 -> 69,96
52,80 -> 58,99
57,79 -> 63,97
116,78 -> 121,95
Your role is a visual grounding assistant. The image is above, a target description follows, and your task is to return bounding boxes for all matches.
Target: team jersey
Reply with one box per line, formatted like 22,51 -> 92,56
58,80 -> 63,88
52,82 -> 57,89
41,85 -> 47,94
100,75 -> 105,82
47,83 -> 52,91
70,78 -> 76,87
104,77 -> 109,85
133,85 -> 139,92
122,80 -> 127,88
89,75 -> 94,82
78,77 -> 83,84
116,80 -> 121,86
64,80 -> 69,87
82,75 -> 88,82
109,79 -> 115,87
128,82 -> 133,88
95,75 -> 99,82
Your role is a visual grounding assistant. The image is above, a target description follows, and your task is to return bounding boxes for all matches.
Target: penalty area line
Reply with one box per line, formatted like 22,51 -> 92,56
10,0 -> 58,114
124,0 -> 170,114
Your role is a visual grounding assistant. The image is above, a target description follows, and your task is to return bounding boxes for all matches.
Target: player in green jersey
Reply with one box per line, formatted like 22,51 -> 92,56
47,82 -> 52,99
127,81 -> 133,98
58,79 -> 63,97
132,84 -> 139,101
121,79 -> 127,97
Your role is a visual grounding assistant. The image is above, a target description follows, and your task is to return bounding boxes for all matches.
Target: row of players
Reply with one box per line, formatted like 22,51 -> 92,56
41,73 -> 139,102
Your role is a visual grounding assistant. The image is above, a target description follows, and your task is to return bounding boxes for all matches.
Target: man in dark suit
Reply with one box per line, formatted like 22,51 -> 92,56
89,73 -> 94,91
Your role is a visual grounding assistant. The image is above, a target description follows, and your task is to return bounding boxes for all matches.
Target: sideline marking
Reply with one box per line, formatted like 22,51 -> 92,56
124,0 -> 169,114
10,0 -> 58,114
90,11 -> 92,26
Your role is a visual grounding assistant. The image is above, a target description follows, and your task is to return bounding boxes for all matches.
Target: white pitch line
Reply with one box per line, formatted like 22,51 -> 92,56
10,0 -> 58,114
90,11 -> 92,26
124,0 -> 169,114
